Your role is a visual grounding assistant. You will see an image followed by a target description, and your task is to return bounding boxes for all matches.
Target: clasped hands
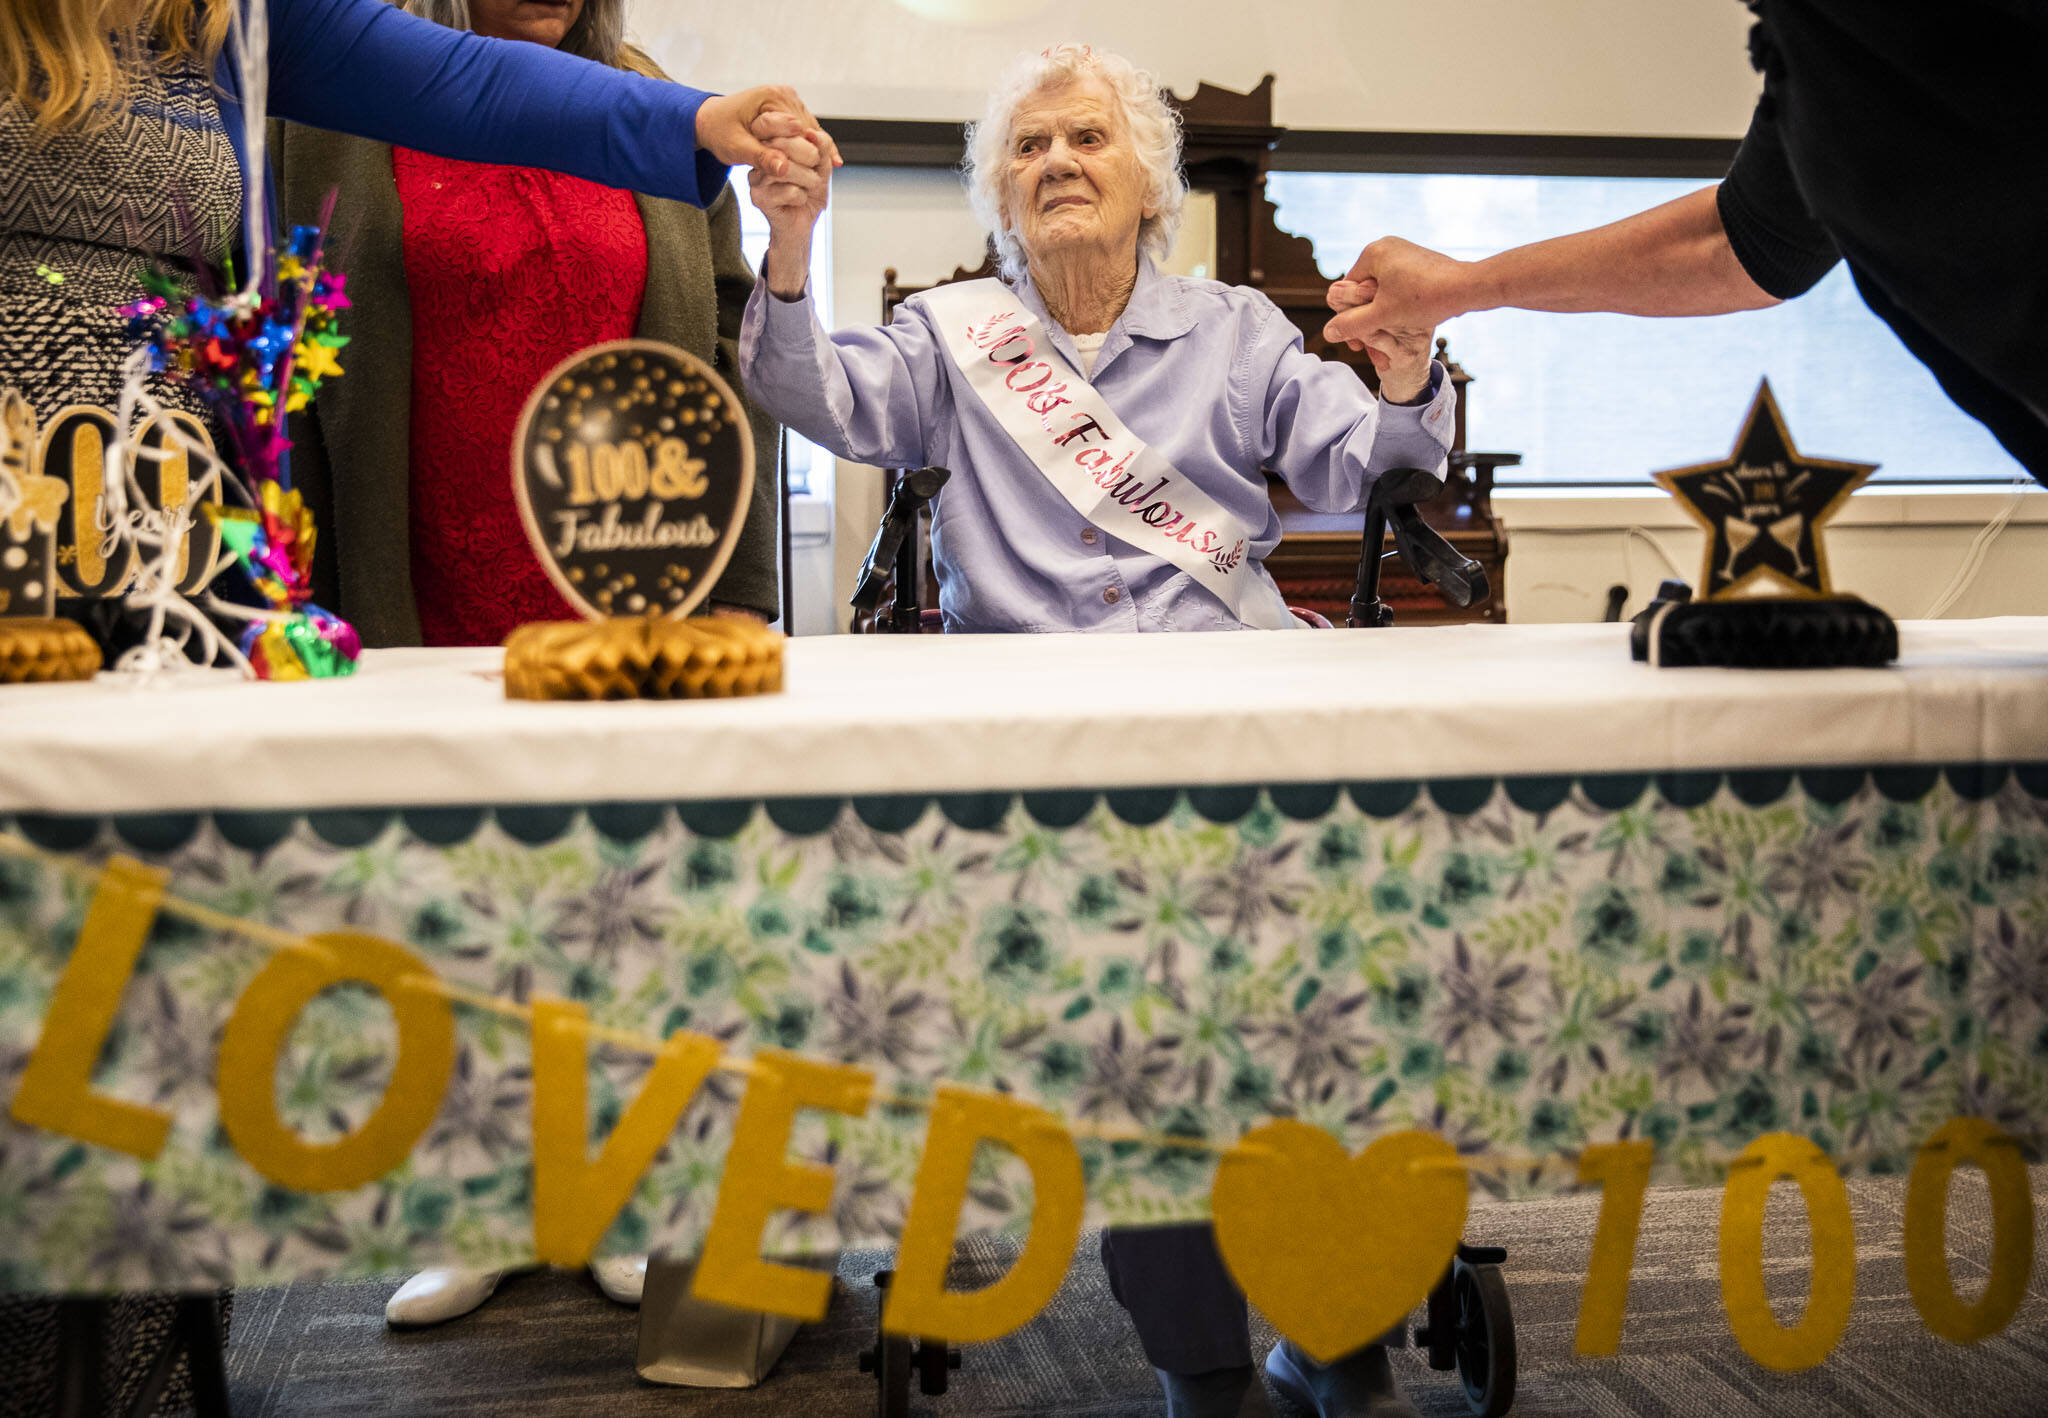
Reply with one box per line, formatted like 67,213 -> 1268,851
709,94 -> 1452,403
690,85 -> 836,296
1323,236 -> 1473,405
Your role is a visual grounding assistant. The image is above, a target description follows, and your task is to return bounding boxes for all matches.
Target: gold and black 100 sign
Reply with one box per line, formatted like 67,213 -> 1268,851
512,340 -> 755,622
40,406 -> 222,599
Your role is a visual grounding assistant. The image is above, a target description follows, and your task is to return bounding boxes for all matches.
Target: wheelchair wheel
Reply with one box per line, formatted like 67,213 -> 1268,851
1451,1258 -> 1516,1417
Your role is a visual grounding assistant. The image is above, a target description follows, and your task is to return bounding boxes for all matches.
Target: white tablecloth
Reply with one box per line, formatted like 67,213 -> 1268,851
5,619 -> 2048,814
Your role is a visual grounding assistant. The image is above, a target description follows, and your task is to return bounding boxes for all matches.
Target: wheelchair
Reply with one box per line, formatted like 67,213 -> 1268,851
848,467 -> 1514,1417
851,464 -> 1490,633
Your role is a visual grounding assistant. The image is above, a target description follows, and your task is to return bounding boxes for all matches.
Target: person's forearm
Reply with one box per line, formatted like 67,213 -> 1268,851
764,235 -> 812,300
271,0 -> 723,206
1463,185 -> 1778,318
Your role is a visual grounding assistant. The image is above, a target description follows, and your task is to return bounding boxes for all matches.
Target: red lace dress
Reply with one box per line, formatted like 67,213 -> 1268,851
393,148 -> 649,646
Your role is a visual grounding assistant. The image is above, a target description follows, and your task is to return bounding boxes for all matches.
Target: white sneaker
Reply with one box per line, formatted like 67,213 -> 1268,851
384,1267 -> 508,1328
589,1254 -> 648,1306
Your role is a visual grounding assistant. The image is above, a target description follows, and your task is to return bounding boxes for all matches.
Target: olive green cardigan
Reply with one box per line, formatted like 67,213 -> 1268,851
273,122 -> 780,645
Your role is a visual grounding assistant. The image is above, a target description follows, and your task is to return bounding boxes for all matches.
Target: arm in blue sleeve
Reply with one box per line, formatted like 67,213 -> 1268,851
1245,305 -> 1455,514
739,276 -> 941,471
266,0 -> 727,206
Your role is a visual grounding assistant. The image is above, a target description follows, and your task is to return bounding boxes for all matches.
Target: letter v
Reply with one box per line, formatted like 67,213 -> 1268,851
531,998 -> 720,1267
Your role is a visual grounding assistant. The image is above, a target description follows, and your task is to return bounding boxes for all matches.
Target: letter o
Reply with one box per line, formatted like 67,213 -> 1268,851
618,440 -> 650,500
1004,361 -> 1054,393
1718,1132 -> 1855,1371
593,443 -> 624,501
1904,1117 -> 2034,1344
217,933 -> 456,1192
987,334 -> 1032,366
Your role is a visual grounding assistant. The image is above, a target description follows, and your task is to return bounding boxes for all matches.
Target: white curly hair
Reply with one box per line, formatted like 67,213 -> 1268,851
963,44 -> 1187,282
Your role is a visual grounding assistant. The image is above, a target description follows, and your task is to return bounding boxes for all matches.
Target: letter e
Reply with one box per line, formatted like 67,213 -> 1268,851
692,1053 -> 874,1320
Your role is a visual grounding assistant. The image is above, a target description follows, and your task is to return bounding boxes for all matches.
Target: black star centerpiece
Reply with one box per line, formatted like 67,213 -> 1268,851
502,339 -> 784,701
1631,380 -> 1898,668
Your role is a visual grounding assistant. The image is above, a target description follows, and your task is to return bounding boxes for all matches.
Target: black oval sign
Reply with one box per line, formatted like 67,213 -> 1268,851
511,340 -> 755,622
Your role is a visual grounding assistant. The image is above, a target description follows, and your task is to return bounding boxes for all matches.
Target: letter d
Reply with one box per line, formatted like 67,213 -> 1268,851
881,1087 -> 1084,1343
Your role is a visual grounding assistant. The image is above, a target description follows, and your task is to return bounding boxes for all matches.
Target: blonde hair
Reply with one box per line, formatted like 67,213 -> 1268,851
2,0 -> 664,135
2,0 -> 230,133
963,43 -> 1187,282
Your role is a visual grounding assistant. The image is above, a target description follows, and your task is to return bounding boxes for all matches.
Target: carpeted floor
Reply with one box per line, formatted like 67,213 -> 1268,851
223,1174 -> 2048,1417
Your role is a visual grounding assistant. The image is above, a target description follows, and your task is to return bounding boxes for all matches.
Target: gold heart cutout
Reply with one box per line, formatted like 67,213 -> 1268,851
1211,1122 -> 1468,1363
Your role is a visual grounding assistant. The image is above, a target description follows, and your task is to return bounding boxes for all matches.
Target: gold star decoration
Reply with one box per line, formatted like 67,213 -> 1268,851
1654,380 -> 1874,600
293,339 -> 345,382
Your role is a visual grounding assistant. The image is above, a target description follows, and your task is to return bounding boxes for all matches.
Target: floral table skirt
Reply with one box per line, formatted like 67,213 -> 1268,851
3,762 -> 2043,1292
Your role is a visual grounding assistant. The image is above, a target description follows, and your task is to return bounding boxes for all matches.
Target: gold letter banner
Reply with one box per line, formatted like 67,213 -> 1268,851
883,1087 -> 1085,1343
0,841 -> 2041,1365
10,858 -> 175,1158
218,932 -> 457,1192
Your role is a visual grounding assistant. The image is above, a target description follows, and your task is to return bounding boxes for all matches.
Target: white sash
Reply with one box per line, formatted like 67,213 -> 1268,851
920,279 -> 1295,630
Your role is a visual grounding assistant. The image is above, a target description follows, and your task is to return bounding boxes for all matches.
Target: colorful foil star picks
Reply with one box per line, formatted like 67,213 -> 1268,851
122,209 -> 361,680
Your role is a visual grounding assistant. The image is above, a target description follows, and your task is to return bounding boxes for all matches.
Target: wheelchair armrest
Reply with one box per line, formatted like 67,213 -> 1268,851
850,520 -> 908,613
850,468 -> 952,617
1389,503 -> 1489,609
1353,468 -> 1490,621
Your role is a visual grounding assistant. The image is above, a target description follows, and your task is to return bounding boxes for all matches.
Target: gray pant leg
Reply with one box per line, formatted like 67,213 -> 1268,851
1099,1224 -> 1252,1374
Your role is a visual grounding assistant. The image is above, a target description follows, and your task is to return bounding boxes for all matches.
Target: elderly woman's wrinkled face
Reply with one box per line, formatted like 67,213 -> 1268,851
470,0 -> 585,47
1005,75 -> 1155,269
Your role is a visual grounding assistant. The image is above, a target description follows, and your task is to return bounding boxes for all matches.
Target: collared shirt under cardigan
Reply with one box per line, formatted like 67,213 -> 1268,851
741,257 -> 1456,633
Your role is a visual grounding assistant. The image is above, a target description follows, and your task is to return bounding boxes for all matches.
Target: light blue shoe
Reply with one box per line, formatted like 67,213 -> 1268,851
1263,1340 -> 1421,1418
1155,1364 -> 1276,1418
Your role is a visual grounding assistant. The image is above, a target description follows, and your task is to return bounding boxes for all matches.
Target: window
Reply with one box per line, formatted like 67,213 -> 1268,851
1266,172 -> 2025,485
733,176 -> 833,497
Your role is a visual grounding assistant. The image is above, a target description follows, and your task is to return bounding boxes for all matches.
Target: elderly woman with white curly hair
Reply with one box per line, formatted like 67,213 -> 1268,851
742,43 -> 1442,1418
741,42 -> 1455,639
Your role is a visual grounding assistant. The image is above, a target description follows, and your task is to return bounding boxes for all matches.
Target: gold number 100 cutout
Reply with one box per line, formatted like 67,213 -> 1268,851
1574,1119 -> 2034,1370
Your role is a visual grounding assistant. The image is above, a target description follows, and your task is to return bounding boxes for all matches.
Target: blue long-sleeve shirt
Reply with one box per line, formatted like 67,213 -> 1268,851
742,257 -> 1456,633
215,0 -> 728,211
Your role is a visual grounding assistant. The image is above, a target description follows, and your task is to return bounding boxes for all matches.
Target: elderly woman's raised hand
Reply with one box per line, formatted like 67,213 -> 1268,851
695,85 -> 841,179
750,122 -> 834,298
1362,326 -> 1437,404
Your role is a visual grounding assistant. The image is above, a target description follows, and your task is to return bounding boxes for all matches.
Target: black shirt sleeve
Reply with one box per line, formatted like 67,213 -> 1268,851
1717,99 -> 1842,300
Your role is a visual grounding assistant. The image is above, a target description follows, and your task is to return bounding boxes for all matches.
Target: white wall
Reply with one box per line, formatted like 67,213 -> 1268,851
1499,488 -> 2048,625
637,0 -> 1761,138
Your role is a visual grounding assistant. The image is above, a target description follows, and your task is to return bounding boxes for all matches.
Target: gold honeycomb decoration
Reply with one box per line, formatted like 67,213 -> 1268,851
0,618 -> 103,684
504,616 -> 783,703
646,616 -> 784,699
